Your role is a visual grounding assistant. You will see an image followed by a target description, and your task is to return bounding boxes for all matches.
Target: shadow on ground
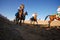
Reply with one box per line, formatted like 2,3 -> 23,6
0,14 -> 60,40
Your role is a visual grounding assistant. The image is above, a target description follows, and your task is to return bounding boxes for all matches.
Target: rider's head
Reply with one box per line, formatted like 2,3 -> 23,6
33,13 -> 37,18
20,4 -> 24,10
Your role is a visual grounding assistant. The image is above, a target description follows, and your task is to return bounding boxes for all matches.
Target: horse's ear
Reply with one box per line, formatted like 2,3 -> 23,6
26,11 -> 28,15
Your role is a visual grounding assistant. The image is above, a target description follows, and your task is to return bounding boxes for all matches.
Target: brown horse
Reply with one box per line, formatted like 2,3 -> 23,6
45,15 -> 60,27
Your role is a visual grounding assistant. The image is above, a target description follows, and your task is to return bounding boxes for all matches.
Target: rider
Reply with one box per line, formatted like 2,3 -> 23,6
32,13 -> 37,21
19,4 -> 24,18
56,6 -> 60,18
15,4 -> 24,23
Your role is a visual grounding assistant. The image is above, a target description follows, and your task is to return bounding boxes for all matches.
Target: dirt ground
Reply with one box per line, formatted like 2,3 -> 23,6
0,15 -> 60,40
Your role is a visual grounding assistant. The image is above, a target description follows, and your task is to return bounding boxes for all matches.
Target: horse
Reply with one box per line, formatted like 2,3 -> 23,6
14,11 -> 28,24
19,11 -> 28,23
30,17 -> 38,24
45,15 -> 60,27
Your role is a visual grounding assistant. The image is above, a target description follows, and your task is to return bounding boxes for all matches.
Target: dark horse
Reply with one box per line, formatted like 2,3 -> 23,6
15,11 -> 28,24
30,17 -> 38,24
45,15 -> 60,27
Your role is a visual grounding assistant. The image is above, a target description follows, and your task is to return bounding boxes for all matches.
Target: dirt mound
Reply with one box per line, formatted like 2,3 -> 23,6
17,24 -> 60,40
0,14 -> 60,40
0,14 -> 24,40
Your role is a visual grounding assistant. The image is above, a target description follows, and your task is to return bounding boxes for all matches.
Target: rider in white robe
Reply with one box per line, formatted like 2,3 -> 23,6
56,6 -> 60,18
32,13 -> 37,21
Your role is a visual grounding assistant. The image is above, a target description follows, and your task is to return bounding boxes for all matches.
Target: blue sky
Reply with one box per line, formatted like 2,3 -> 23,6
0,0 -> 60,20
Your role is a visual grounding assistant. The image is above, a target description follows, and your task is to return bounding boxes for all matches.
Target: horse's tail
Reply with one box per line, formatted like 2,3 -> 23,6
44,15 -> 50,20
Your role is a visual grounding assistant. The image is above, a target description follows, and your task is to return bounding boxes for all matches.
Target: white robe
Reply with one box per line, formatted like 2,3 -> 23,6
56,8 -> 60,18
57,8 -> 60,13
32,13 -> 37,17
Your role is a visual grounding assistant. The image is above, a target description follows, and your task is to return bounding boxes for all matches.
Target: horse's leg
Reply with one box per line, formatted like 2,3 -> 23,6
19,20 -> 21,25
36,21 -> 38,24
16,18 -> 18,24
48,20 -> 51,28
33,21 -> 35,24
23,20 -> 24,23
37,22 -> 38,24
17,19 -> 19,24
20,20 -> 21,24
30,21 -> 32,24
49,19 -> 54,28
48,16 -> 54,28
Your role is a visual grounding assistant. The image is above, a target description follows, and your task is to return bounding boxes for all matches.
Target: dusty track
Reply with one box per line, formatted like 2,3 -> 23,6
0,15 -> 60,40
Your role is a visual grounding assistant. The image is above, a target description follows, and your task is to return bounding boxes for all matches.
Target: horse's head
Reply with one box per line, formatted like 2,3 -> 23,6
24,11 -> 28,15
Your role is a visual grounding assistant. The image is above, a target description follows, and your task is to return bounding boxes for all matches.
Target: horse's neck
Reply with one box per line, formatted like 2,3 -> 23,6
19,9 -> 24,15
34,16 -> 37,19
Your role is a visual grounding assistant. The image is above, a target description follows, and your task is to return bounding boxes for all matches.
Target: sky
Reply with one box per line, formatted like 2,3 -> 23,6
0,0 -> 60,20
